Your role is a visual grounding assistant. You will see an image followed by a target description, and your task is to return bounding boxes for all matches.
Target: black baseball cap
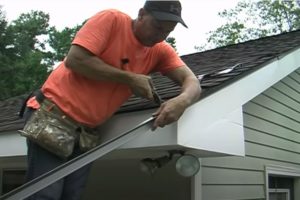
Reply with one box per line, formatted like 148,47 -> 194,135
144,0 -> 188,28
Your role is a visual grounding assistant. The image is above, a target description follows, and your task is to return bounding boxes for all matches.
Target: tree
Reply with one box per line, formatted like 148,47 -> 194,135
198,0 -> 300,50
0,8 -> 9,57
0,9 -> 51,100
8,10 -> 50,56
0,7 -> 8,53
166,37 -> 177,52
48,23 -> 83,63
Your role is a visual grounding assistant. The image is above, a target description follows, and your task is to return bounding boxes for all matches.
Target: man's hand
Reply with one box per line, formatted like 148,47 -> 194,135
151,94 -> 188,130
128,74 -> 155,100
151,65 -> 201,131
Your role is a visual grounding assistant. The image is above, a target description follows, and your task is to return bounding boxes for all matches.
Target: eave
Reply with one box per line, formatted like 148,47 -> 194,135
91,47 -> 300,160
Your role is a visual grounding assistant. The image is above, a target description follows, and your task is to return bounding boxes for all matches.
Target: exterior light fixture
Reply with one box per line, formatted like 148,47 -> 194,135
140,151 -> 200,177
175,154 -> 200,177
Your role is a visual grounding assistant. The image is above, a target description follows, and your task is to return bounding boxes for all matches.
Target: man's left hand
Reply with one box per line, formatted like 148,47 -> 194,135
151,95 -> 187,131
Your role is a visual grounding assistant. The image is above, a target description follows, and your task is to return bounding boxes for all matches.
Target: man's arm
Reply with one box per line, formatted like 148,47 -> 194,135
65,44 -> 154,100
152,65 -> 201,129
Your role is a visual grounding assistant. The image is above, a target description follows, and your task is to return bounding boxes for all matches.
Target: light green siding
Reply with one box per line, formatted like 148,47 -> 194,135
202,185 -> 265,200
201,68 -> 300,200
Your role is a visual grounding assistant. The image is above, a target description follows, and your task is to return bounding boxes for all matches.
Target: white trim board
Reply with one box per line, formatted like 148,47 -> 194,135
266,165 -> 300,177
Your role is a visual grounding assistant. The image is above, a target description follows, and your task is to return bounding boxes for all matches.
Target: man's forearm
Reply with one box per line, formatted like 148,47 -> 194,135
65,47 -> 134,84
178,76 -> 201,107
64,45 -> 156,100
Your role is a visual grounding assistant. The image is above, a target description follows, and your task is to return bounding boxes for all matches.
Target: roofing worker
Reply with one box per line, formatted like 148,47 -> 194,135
21,0 -> 201,199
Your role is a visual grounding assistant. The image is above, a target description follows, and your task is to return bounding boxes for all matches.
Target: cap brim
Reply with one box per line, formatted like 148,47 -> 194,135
150,11 -> 188,28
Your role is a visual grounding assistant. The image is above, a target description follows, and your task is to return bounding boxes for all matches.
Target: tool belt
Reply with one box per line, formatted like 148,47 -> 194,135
19,91 -> 101,159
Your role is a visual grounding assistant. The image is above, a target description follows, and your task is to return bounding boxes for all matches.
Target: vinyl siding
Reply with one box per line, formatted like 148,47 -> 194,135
201,68 -> 300,200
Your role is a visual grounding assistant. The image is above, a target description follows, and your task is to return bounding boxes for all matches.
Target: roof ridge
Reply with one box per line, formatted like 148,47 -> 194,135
181,29 -> 300,58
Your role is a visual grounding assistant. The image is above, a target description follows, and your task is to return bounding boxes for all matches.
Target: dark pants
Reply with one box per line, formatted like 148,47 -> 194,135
24,108 -> 92,200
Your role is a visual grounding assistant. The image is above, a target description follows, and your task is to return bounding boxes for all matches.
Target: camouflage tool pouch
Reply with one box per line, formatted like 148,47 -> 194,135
79,128 -> 101,152
19,107 -> 78,159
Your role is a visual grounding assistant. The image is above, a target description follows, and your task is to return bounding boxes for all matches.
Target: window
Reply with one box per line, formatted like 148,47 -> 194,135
268,176 -> 293,200
269,188 -> 290,200
265,165 -> 300,200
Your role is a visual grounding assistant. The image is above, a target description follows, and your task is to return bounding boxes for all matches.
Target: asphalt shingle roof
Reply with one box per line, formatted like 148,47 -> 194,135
1,30 -> 300,132
119,29 -> 300,112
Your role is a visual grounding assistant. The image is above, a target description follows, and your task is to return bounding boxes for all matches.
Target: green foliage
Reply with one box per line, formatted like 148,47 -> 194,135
200,0 -> 300,50
166,37 -> 177,52
0,9 -> 52,100
48,24 -> 82,62
1,51 -> 49,98
0,7 -> 85,100
208,22 -> 246,46
0,7 -> 8,52
8,10 -> 50,56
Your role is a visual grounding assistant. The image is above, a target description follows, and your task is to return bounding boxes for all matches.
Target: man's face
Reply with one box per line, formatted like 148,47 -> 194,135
135,9 -> 177,47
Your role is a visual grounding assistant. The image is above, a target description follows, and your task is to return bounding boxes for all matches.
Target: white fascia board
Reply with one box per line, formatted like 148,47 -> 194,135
178,47 -> 300,155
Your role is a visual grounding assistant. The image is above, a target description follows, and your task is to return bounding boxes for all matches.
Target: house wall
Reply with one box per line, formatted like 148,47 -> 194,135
81,158 -> 191,200
200,69 -> 300,200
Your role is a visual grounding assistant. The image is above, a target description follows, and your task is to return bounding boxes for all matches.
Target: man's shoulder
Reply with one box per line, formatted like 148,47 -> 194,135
96,9 -> 131,19
156,41 -> 174,49
153,41 -> 177,54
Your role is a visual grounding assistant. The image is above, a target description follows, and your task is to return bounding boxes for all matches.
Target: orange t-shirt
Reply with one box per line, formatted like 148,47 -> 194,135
29,9 -> 185,127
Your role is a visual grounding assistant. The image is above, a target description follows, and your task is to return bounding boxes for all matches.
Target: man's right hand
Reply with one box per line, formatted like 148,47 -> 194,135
128,74 -> 154,101
65,45 -> 156,101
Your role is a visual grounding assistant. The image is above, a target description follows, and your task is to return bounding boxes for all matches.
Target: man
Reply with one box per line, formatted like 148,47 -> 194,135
23,0 -> 201,199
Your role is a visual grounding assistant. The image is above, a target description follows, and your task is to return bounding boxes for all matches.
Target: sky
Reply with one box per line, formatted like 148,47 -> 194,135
0,0 -> 240,55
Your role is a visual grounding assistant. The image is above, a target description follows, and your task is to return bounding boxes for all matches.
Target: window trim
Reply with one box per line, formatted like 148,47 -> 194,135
265,165 -> 300,200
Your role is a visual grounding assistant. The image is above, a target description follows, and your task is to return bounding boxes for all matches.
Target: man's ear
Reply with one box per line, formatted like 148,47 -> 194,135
138,8 -> 146,20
